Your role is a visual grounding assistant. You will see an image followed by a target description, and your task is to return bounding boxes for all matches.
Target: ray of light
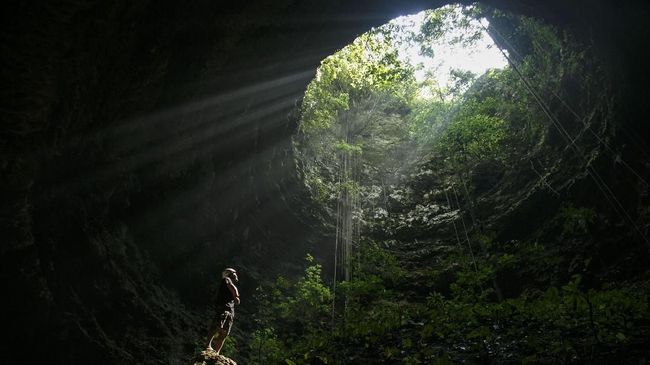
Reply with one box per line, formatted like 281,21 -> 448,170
51,89 -> 302,196
109,69 -> 314,142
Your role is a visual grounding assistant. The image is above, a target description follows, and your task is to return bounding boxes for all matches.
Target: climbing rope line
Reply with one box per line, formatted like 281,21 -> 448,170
460,175 -> 478,228
530,159 -> 560,197
331,158 -> 342,325
453,186 -> 479,272
585,164 -> 649,245
483,22 -> 650,245
506,39 -> 648,244
541,63 -> 649,187
445,189 -> 464,252
487,22 -> 649,187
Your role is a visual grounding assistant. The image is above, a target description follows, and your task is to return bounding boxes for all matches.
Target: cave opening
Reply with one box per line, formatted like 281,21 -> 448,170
293,4 -> 516,283
260,4 -> 650,364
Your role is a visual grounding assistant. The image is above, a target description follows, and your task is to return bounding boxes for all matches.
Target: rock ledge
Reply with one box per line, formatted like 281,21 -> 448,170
193,349 -> 237,365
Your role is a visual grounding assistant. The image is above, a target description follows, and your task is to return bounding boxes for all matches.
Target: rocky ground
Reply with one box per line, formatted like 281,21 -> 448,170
193,349 -> 237,365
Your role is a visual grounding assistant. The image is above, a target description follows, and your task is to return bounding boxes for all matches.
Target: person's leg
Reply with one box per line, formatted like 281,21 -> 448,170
206,332 -> 216,350
206,314 -> 226,351
206,328 -> 215,350
214,311 -> 233,354
206,316 -> 220,350
212,331 -> 227,354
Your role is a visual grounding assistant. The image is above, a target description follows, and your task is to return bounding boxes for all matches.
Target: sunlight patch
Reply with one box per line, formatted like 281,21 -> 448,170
389,5 -> 507,96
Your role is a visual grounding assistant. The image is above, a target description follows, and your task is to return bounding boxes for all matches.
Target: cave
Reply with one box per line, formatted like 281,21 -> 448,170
2,0 -> 650,364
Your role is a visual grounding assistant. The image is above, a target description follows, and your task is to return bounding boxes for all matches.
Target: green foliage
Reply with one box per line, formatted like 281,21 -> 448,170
253,255 -> 333,364
559,204 -> 596,235
421,278 -> 650,362
249,328 -> 284,365
447,68 -> 477,96
220,336 -> 238,359
407,97 -> 450,146
295,1 -> 593,212
301,32 -> 415,132
295,29 -> 417,217
333,140 -> 362,154
250,246 -> 413,363
438,112 -> 506,163
302,175 -> 329,204
416,235 -> 650,363
416,5 -> 485,57
294,255 -> 333,321
252,237 -> 650,363
272,4 -> 631,364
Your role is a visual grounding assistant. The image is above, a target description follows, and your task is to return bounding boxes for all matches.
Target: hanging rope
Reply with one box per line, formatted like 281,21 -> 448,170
353,152 -> 362,278
331,153 -> 342,325
483,21 -> 650,245
460,174 -> 478,227
530,159 -> 560,197
453,186 -> 479,272
486,21 -> 649,187
445,188 -> 464,251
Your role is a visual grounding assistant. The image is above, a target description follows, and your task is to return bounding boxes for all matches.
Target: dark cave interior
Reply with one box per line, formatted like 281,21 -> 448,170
2,0 -> 650,364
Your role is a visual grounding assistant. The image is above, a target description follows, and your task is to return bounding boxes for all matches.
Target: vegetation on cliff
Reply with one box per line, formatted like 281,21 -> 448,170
238,4 -> 650,364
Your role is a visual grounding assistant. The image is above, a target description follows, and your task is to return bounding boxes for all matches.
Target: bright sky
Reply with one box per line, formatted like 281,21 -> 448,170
390,7 -> 507,92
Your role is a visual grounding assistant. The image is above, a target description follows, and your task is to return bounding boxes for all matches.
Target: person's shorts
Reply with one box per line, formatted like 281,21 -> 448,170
215,310 -> 234,335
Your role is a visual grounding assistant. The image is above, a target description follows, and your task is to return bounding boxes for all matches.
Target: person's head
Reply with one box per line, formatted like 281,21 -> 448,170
222,267 -> 238,282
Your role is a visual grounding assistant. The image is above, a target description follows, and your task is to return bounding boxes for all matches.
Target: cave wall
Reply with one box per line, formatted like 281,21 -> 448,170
2,0 -> 649,363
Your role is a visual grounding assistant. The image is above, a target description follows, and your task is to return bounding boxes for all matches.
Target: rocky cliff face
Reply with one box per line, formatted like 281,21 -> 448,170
2,0 -> 649,363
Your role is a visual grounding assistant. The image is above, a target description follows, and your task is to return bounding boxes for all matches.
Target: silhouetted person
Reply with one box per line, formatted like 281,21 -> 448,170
206,268 -> 240,354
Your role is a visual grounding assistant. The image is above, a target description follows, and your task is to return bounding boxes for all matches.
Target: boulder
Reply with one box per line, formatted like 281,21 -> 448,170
193,349 -> 237,365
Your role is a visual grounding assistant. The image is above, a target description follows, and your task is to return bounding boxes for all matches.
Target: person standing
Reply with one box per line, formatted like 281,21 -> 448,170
206,268 -> 240,354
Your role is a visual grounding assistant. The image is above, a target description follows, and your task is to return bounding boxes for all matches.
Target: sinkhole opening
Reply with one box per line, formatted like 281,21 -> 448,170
231,4 -> 647,364
292,3 -> 609,281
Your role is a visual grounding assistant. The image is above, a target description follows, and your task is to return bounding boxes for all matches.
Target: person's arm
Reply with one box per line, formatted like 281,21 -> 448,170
226,278 -> 240,305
